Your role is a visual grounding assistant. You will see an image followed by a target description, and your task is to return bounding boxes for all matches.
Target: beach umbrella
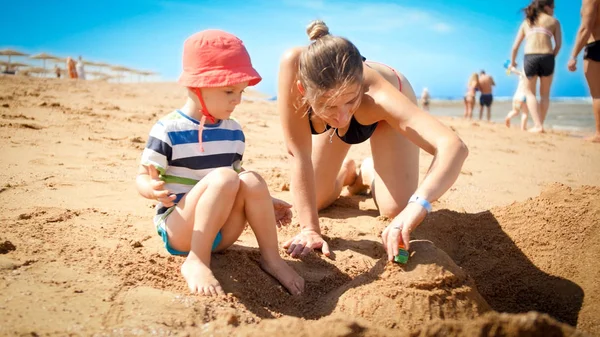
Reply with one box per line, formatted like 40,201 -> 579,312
109,65 -> 133,82
29,52 -> 61,71
91,62 -> 111,74
138,70 -> 158,81
20,66 -> 49,77
0,49 -> 29,67
0,61 -> 32,68
86,70 -> 108,79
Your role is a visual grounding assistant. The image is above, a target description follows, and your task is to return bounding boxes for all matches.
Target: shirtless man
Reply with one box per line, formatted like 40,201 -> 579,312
478,70 -> 495,121
568,0 -> 600,143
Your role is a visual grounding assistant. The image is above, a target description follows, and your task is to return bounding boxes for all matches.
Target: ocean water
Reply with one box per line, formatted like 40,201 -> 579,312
428,99 -> 595,134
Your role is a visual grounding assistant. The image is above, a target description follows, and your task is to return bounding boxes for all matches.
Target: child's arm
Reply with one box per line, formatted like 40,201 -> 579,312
136,164 -> 176,206
509,68 -> 525,77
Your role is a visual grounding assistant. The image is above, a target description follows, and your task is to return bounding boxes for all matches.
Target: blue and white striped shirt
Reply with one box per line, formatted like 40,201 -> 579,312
141,110 -> 245,216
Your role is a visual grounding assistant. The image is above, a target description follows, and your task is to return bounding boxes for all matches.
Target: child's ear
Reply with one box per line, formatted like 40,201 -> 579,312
296,80 -> 305,96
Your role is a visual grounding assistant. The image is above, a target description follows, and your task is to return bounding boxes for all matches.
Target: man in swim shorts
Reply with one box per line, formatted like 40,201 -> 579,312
478,70 -> 495,121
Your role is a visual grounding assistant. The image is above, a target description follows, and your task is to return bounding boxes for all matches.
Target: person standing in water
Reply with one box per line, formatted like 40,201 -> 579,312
568,0 -> 600,143
420,87 -> 431,111
76,56 -> 86,80
478,70 -> 495,121
510,0 -> 562,133
464,73 -> 479,119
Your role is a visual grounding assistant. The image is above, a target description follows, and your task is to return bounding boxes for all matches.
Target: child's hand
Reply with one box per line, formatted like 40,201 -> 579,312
272,197 -> 292,228
148,165 -> 176,207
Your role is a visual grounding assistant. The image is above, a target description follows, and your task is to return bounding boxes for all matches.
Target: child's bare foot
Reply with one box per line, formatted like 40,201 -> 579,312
585,134 -> 600,143
260,256 -> 304,295
181,258 -> 225,296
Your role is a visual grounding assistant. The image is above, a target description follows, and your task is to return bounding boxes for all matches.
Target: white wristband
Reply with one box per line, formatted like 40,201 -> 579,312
408,195 -> 432,213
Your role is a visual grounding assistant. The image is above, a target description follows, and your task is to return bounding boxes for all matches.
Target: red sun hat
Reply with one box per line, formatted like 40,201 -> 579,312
178,30 -> 262,88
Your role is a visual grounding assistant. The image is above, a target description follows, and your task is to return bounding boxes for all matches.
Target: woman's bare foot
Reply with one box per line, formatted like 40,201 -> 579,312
341,158 -> 358,186
528,126 -> 545,133
585,134 -> 600,143
346,157 -> 374,195
505,117 -> 511,127
181,258 -> 225,296
260,256 -> 304,295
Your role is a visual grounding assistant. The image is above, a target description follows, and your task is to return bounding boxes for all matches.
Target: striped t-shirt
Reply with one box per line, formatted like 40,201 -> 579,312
141,110 -> 245,216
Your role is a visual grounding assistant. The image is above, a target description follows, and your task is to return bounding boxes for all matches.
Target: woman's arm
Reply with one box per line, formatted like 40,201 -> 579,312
369,74 -> 467,259
553,21 -> 563,56
370,76 -> 468,205
276,48 -> 321,234
511,22 -> 526,66
277,48 -> 332,257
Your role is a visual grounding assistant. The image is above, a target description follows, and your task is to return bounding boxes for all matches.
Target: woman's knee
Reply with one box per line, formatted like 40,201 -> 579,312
377,203 -> 404,219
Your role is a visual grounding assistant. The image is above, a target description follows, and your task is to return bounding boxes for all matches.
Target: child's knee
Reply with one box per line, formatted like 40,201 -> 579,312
238,171 -> 268,194
207,168 -> 240,192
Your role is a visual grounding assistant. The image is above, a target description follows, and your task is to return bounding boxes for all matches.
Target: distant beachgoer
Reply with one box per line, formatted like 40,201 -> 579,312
568,0 -> 600,143
420,87 -> 431,111
276,20 -> 468,261
510,0 -> 562,133
76,56 -> 86,80
464,73 -> 479,119
66,57 -> 78,79
136,30 -> 304,296
505,67 -> 529,130
478,70 -> 495,121
55,65 -> 61,79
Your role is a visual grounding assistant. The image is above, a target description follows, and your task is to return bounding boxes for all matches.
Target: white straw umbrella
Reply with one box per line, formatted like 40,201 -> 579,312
0,49 -> 29,69
29,52 -> 61,71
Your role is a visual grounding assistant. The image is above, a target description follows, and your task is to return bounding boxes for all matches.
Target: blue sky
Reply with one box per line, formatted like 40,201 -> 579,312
0,0 -> 589,98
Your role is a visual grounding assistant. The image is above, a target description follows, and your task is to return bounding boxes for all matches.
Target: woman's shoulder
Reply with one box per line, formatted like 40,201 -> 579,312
540,13 -> 558,26
280,47 -> 304,66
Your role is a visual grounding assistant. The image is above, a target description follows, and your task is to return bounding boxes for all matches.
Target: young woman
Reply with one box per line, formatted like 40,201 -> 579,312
510,0 -> 562,133
277,20 -> 468,261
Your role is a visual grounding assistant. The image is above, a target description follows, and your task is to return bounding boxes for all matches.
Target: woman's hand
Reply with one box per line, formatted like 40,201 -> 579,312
272,197 -> 293,227
381,202 -> 427,261
283,229 -> 331,258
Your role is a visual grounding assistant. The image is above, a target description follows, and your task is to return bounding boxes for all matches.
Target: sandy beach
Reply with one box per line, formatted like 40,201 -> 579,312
1,76 -> 599,336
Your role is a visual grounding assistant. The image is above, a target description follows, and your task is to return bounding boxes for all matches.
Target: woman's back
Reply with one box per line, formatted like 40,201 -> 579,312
523,12 -> 558,54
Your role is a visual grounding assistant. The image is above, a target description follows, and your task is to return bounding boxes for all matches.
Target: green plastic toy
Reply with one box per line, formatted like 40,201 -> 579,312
394,243 -> 409,264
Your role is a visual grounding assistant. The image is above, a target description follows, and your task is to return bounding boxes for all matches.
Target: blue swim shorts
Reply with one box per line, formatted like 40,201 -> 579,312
154,207 -> 222,256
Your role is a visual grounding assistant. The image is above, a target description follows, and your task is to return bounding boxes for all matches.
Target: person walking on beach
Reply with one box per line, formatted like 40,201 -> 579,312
54,65 -> 61,79
420,87 -> 431,111
66,57 -> 77,79
505,67 -> 529,130
478,70 -> 495,121
136,30 -> 304,296
464,73 -> 479,119
76,56 -> 86,80
568,0 -> 600,143
276,20 -> 468,261
510,0 -> 562,133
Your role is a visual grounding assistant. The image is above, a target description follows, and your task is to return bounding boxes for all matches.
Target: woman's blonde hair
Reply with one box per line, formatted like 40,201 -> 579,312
298,20 -> 364,106
468,73 -> 480,86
